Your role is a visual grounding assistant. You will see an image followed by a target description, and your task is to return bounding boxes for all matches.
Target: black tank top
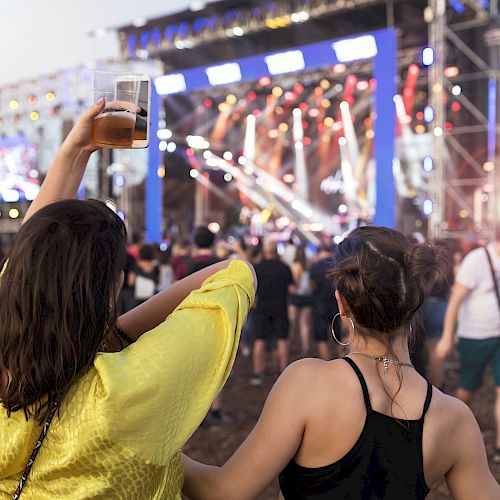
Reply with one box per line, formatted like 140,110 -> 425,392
279,357 -> 432,499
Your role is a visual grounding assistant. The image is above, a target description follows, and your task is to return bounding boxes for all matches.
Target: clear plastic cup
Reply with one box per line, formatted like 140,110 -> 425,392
92,71 -> 141,148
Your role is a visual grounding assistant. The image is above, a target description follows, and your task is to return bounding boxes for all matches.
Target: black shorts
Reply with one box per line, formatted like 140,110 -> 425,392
253,308 -> 289,341
290,295 -> 314,308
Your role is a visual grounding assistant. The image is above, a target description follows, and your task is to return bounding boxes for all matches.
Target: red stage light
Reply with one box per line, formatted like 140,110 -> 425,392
302,120 -> 309,129
203,98 -> 213,107
347,74 -> 357,85
408,64 -> 419,75
294,83 -> 304,93
317,123 -> 325,133
259,76 -> 271,86
451,101 -> 461,112
314,87 -> 323,97
285,91 -> 297,100
444,66 -> 459,78
247,91 -> 257,100
252,109 -> 262,117
27,95 -> 37,105
364,117 -> 372,126
304,136 -> 312,146
416,111 -> 424,120
299,102 -> 308,112
369,78 -> 377,89
333,63 -> 347,74
308,108 -> 320,118
444,121 -> 454,130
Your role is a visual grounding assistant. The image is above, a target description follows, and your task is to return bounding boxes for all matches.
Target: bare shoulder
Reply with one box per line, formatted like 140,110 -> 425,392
280,357 -> 351,378
276,358 -> 357,398
427,388 -> 479,446
429,388 -> 473,422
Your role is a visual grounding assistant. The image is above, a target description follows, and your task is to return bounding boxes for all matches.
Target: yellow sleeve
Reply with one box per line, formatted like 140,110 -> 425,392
94,259 -> 254,463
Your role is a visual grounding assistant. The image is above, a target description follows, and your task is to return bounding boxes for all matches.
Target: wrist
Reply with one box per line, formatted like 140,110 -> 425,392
442,331 -> 454,342
60,141 -> 93,158
57,143 -> 93,173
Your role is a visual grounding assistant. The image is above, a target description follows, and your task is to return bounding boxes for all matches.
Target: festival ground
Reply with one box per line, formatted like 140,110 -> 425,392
184,337 -> 500,499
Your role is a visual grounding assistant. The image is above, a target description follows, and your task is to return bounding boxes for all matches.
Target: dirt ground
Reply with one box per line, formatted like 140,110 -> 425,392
183,337 -> 500,499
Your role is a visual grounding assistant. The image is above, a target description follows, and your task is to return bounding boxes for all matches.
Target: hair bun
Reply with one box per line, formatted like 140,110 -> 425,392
405,243 -> 452,295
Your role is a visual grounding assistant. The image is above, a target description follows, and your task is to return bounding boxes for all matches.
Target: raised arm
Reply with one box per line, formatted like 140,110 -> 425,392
116,259 -> 257,340
23,99 -> 105,224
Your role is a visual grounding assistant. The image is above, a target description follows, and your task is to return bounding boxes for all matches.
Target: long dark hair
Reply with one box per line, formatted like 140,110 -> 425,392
329,226 -> 451,417
0,199 -> 126,422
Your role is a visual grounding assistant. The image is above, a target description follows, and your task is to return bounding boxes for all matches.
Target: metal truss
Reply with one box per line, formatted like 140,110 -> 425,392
428,0 -> 499,240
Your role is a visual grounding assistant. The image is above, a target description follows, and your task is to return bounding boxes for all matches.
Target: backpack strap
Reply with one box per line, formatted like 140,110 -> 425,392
485,247 -> 500,312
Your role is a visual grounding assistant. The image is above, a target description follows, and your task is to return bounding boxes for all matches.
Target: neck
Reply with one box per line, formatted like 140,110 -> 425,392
195,249 -> 213,256
348,334 -> 411,364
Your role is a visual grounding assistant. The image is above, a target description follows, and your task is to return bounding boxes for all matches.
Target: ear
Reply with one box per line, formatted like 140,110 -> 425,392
335,290 -> 350,316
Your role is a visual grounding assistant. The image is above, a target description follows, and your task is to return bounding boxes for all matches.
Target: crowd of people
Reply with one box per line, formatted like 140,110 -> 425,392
1,103 -> 500,499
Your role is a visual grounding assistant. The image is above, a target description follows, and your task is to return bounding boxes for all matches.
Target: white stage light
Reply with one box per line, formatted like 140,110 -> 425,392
332,35 -> 377,63
206,63 -> 242,86
157,129 -> 173,140
155,74 -> 187,95
265,50 -> 305,75
423,157 -> 434,172
208,222 -> 220,233
186,135 -> 210,149
422,47 -> 434,66
423,199 -> 433,215
2,189 -> 20,202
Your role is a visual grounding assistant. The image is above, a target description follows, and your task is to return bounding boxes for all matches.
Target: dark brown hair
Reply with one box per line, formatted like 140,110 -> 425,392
0,199 -> 126,422
329,226 -> 451,418
330,226 -> 450,336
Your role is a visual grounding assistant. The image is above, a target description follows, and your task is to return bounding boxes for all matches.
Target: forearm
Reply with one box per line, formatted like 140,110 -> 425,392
182,454 -> 224,500
24,144 -> 91,223
117,259 -> 253,340
442,299 -> 460,341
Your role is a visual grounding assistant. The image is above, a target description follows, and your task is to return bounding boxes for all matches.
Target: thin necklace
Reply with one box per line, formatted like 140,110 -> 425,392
348,352 -> 414,372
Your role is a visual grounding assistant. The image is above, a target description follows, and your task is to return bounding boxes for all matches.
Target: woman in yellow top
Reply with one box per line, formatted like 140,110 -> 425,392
0,100 -> 256,499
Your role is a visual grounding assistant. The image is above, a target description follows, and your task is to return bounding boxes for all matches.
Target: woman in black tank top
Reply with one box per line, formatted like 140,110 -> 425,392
183,227 -> 500,500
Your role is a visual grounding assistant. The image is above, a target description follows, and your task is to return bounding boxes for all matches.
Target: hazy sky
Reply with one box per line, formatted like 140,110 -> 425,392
0,1 -> 217,86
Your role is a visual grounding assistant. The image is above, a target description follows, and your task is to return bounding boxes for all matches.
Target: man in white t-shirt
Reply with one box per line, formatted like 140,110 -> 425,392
437,238 -> 500,461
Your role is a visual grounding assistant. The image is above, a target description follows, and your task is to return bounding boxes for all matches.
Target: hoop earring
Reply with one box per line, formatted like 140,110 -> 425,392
331,313 -> 354,346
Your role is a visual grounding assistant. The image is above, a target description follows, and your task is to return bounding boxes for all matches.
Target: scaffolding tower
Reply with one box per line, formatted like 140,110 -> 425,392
428,0 -> 499,240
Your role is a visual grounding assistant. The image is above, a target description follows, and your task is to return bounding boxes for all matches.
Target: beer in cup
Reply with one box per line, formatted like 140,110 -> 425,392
92,72 -> 140,148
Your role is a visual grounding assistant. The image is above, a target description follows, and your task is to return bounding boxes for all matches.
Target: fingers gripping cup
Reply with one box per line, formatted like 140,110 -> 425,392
92,72 -> 140,148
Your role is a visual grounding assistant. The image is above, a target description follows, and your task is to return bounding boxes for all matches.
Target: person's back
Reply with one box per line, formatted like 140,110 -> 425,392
254,258 -> 293,308
0,106 -> 257,500
183,226 -> 500,500
278,357 -> 480,499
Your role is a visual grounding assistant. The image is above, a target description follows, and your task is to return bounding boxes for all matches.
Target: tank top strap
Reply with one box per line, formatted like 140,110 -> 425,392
343,357 -> 372,413
420,381 -> 433,420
